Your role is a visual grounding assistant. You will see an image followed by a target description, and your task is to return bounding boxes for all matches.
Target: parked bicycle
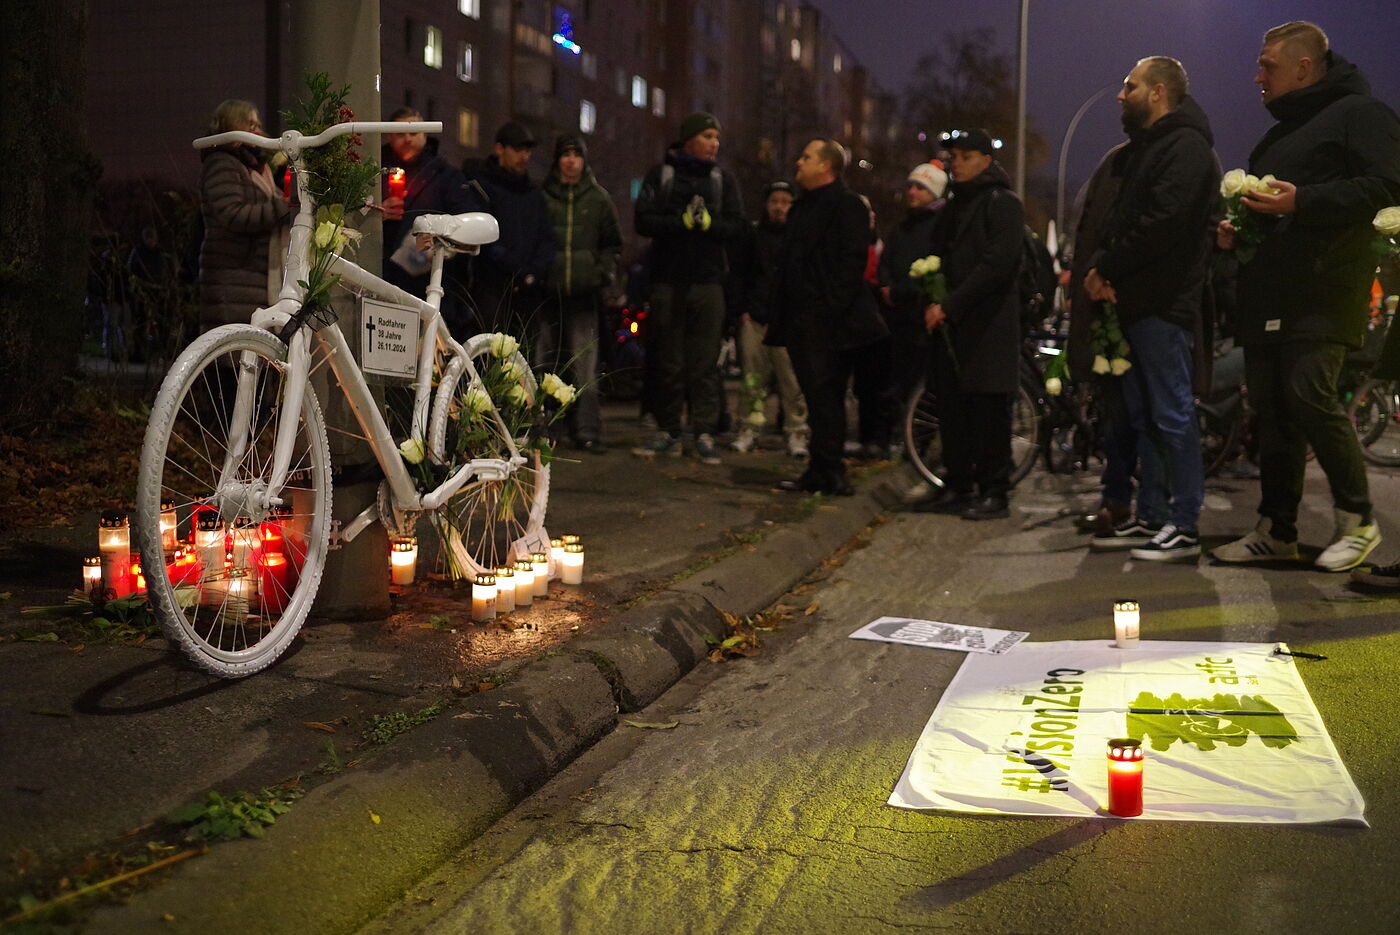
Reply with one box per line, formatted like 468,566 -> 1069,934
134,119 -> 552,678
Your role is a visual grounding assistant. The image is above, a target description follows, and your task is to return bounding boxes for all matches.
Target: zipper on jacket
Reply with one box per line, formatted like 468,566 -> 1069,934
565,187 -> 575,295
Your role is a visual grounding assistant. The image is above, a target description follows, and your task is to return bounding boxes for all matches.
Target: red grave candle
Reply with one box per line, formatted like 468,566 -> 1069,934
1107,738 -> 1145,817
387,168 -> 407,200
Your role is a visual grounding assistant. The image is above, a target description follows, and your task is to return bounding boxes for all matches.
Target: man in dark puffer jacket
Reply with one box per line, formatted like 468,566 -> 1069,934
1212,21 -> 1400,574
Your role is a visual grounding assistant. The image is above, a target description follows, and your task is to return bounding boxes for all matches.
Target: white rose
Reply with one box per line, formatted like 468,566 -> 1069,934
1045,377 -> 1062,396
490,333 -> 520,358
462,386 -> 491,417
909,258 -> 926,278
499,359 -> 525,382
1220,169 -> 1247,198
1091,355 -> 1111,375
745,410 -> 766,426
1373,206 -> 1400,236
313,221 -> 337,250
552,384 -> 577,406
506,384 -> 530,407
398,436 -> 426,464
1256,174 -> 1278,193
1110,357 -> 1132,376
1243,174 -> 1262,194
540,372 -> 565,396
926,255 -> 941,273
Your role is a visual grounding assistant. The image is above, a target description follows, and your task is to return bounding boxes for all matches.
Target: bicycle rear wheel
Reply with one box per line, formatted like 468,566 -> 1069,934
426,333 -> 550,578
1350,379 -> 1400,466
135,325 -> 332,677
901,378 -> 1041,489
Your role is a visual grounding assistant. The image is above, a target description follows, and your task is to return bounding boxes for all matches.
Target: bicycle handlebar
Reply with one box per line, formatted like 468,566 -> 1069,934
192,121 -> 442,151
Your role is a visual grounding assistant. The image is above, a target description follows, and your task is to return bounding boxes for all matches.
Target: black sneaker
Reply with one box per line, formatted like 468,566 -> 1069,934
1130,524 -> 1201,562
1351,561 -> 1400,588
1091,518 -> 1163,551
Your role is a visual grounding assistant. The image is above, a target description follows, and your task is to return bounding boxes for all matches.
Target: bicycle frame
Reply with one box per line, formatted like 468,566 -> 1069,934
197,122 -> 520,536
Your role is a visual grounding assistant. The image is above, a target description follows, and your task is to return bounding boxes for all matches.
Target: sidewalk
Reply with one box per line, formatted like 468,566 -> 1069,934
0,396 -> 903,931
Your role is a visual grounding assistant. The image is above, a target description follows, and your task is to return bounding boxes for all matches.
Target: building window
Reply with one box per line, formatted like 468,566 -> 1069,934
631,75 -> 647,108
582,51 -> 597,79
458,108 -> 478,147
776,3 -> 786,24
789,39 -> 801,62
458,0 -> 480,17
833,54 -> 842,74
651,86 -> 666,118
424,26 -> 443,68
580,99 -> 596,134
457,42 -> 475,81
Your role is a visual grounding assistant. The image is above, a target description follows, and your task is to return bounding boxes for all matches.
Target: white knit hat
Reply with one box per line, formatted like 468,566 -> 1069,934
908,162 -> 948,198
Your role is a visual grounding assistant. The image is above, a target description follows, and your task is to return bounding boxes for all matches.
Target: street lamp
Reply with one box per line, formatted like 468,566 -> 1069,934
1055,84 -> 1118,238
1015,0 -> 1028,197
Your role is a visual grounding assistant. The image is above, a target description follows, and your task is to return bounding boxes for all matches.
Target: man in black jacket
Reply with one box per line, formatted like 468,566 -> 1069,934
463,121 -> 557,337
916,129 -> 1024,519
631,112 -> 745,465
1085,57 -> 1219,562
381,108 -> 483,331
1212,21 -> 1400,573
767,138 -> 889,496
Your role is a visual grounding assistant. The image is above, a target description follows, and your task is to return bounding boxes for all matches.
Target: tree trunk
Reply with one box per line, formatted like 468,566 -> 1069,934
0,0 -> 99,429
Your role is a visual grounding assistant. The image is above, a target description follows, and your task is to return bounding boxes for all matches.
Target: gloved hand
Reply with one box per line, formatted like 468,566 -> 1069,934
681,196 -> 712,232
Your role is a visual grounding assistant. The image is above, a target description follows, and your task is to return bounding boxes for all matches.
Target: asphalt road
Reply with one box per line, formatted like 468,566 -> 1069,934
362,465 -> 1400,935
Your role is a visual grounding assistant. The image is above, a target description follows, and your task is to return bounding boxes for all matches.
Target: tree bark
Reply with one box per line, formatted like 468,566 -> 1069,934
0,0 -> 99,429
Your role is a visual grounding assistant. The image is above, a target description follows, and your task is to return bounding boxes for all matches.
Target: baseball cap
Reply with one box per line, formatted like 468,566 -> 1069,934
495,121 -> 537,148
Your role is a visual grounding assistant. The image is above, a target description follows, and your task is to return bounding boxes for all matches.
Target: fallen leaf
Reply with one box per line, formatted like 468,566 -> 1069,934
452,712 -> 487,719
303,721 -> 337,734
31,708 -> 70,718
67,644 -> 86,654
369,810 -> 381,824
476,682 -> 497,692
20,632 -> 59,643
162,914 -> 176,923
742,544 -> 757,551
804,602 -> 820,616
623,720 -> 679,730
450,674 -> 462,689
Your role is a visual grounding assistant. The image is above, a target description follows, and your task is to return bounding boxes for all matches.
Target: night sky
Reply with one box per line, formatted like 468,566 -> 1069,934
814,0 -> 1400,206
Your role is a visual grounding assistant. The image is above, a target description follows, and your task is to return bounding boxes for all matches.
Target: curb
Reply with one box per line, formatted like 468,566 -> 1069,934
85,469 -> 907,935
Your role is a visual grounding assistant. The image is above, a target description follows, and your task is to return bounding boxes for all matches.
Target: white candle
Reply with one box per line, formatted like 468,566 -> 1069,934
98,511 -> 131,597
223,571 -> 251,620
495,566 -> 516,612
530,552 -> 549,597
513,560 -> 535,606
159,499 -> 179,552
229,516 -> 258,579
1113,600 -> 1140,648
549,537 -> 565,578
390,537 -> 418,586
83,556 -> 103,596
561,542 -> 585,585
472,573 -> 497,622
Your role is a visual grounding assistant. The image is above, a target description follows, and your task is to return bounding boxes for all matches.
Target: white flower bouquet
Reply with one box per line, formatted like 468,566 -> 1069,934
1219,168 -> 1279,264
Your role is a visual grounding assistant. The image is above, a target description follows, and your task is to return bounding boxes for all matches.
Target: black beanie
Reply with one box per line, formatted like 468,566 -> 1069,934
553,134 -> 587,163
678,112 -> 720,143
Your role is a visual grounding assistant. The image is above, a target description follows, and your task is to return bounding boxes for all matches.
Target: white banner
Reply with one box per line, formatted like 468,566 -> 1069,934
890,640 -> 1366,825
850,617 -> 1028,655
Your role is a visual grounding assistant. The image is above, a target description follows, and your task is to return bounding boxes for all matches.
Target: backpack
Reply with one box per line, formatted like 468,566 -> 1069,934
1017,227 -> 1056,329
658,163 -> 724,210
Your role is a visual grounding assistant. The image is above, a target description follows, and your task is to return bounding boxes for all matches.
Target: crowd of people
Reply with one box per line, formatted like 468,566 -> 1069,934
190,19 -> 1400,577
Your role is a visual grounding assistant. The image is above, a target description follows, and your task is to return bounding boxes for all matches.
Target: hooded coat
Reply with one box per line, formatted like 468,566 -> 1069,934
542,138 -> 622,297
1093,96 -> 1220,334
634,148 -> 745,285
380,136 -> 481,296
198,145 -> 289,330
1236,53 -> 1400,349
929,162 -> 1024,394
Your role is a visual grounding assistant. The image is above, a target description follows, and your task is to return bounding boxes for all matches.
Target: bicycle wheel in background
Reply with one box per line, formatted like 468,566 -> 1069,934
135,325 -> 332,678
427,333 -> 550,578
901,377 -> 1041,489
1350,379 -> 1400,466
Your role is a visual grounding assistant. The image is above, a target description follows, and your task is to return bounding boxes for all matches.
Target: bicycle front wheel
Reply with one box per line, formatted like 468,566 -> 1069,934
135,325 -> 332,678
426,333 -> 550,578
901,377 -> 1041,489
1350,379 -> 1400,466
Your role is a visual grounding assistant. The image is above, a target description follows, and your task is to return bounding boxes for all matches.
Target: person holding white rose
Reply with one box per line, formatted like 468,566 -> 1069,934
1083,56 -> 1219,562
1212,21 -> 1400,573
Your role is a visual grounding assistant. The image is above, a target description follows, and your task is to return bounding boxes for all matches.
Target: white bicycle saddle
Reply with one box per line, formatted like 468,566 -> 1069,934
412,211 -> 499,248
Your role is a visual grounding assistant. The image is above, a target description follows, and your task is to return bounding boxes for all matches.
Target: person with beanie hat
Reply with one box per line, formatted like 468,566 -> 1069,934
540,133 -> 622,451
877,160 -> 949,457
632,112 -> 745,464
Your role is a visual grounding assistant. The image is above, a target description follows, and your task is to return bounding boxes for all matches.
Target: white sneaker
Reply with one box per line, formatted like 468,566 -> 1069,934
731,428 -> 757,453
786,433 -> 809,459
903,479 -> 934,503
1315,510 -> 1380,572
1211,517 -> 1300,563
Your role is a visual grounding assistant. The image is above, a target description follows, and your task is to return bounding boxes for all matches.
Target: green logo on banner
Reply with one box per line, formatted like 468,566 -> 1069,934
1127,692 -> 1299,751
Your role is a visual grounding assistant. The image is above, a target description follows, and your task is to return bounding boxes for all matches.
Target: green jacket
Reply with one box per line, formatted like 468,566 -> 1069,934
542,169 -> 622,297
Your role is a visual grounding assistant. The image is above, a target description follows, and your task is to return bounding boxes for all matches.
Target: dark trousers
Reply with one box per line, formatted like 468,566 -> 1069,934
1246,341 -> 1371,541
887,313 -> 929,423
789,341 -> 855,487
850,334 -> 896,446
535,292 -> 602,442
1095,375 -> 1138,508
650,282 -> 726,436
930,349 -> 1011,498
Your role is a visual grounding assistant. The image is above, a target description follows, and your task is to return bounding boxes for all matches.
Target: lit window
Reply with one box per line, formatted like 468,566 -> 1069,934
580,100 -> 596,134
458,0 -> 479,17
833,54 -> 842,74
651,86 -> 666,117
424,26 -> 443,69
631,75 -> 647,108
789,39 -> 801,62
776,3 -> 786,24
457,42 -> 474,82
457,108 -> 478,147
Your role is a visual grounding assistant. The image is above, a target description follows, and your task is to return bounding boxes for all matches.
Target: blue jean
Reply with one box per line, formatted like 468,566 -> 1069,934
1122,317 -> 1203,530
